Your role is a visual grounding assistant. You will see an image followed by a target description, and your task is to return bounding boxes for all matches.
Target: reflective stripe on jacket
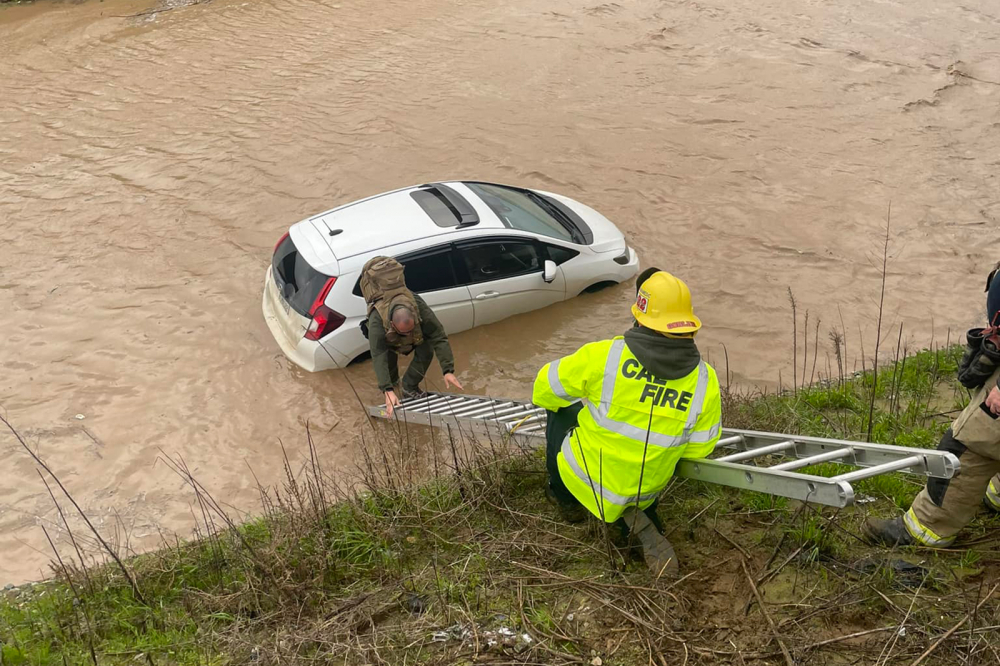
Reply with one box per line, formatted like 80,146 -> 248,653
533,336 -> 722,522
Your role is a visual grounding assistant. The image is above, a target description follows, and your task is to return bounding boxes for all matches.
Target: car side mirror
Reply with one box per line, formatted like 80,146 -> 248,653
543,260 -> 557,283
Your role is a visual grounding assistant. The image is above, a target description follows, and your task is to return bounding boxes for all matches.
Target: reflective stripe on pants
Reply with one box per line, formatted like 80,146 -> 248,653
903,507 -> 956,547
908,444 -> 1000,545
987,477 -> 1000,510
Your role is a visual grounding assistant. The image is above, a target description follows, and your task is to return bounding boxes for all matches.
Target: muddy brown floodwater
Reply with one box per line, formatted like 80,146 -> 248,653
2,0 -> 999,583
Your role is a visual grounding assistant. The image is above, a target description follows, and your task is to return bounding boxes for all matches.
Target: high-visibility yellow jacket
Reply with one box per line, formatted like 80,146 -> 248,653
533,336 -> 722,522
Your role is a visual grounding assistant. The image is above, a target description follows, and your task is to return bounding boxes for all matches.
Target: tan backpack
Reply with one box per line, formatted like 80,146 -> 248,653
360,256 -> 424,353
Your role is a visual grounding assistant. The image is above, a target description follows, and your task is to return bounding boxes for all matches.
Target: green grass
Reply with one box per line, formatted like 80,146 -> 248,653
2,343 -> 997,665
724,345 -> 966,445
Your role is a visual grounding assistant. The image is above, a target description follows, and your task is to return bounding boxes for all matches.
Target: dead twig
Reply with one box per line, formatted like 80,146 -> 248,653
908,583 -> 1000,666
877,573 -> 926,665
714,527 -> 751,561
741,558 -> 794,666
867,202 -> 891,441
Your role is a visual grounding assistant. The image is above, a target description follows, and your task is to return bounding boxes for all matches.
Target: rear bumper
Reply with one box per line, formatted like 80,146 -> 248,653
261,268 -> 349,372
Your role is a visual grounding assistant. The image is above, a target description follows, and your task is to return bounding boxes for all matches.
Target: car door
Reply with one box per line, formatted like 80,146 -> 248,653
397,245 -> 475,334
456,237 -> 566,327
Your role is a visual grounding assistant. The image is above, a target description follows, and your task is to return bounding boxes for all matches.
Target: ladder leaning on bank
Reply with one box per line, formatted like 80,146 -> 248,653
367,392 -> 960,509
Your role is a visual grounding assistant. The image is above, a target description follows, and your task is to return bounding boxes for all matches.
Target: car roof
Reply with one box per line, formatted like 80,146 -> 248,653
299,182 -> 505,272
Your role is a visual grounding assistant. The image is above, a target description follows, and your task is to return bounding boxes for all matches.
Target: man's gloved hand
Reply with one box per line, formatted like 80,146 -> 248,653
384,389 -> 401,417
444,373 -> 464,391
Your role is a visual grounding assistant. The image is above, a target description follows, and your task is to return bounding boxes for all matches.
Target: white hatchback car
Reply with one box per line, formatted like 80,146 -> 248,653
262,181 -> 640,371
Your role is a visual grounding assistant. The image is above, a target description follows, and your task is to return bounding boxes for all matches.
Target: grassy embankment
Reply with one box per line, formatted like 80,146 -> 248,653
4,343 -> 1000,665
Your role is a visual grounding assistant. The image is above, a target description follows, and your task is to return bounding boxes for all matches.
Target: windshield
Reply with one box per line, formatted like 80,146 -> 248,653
465,183 -> 576,243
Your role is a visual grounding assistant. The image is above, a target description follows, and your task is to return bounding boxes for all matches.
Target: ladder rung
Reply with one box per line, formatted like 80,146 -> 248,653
508,415 -> 544,427
470,404 -> 530,419
716,440 -> 796,463
715,435 -> 744,449
422,398 -> 476,415
832,455 -> 924,483
769,446 -> 855,471
448,401 -> 513,417
400,395 -> 454,411
498,408 -> 544,423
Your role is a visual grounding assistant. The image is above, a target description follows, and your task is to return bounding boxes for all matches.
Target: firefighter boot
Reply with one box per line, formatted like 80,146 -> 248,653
863,517 -> 915,548
622,507 -> 679,577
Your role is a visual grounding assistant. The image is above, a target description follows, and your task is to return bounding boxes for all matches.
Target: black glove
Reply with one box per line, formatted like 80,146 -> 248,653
958,328 -> 1000,389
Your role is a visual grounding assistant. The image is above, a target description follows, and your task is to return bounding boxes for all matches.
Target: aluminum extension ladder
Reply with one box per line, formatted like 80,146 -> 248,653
368,392 -> 960,508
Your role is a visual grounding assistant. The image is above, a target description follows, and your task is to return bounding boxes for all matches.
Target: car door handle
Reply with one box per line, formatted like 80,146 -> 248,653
475,291 -> 500,300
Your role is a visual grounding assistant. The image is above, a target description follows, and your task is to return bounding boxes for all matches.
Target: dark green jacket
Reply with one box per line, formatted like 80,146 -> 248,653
368,294 -> 456,392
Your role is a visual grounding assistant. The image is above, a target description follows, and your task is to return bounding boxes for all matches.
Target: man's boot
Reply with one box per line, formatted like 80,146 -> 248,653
401,386 -> 428,401
622,507 -> 678,577
546,486 -> 587,524
863,517 -> 915,547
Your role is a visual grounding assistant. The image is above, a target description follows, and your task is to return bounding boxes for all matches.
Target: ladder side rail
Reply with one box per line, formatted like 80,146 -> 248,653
385,409 -> 509,438
675,458 -> 854,508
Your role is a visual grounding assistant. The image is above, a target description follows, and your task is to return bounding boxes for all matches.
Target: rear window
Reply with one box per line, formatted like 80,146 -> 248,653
272,234 -> 332,317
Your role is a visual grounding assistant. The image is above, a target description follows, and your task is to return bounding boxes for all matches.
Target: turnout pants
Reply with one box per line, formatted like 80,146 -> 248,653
906,368 -> 1000,546
386,342 -> 435,393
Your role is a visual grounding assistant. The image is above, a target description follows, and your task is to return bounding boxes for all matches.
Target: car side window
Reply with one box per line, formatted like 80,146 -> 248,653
351,246 -> 459,296
460,240 -> 541,284
401,248 -> 459,292
546,244 -> 579,265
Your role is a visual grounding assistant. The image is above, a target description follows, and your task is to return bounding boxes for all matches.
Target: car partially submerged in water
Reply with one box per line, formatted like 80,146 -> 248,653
262,181 -> 640,371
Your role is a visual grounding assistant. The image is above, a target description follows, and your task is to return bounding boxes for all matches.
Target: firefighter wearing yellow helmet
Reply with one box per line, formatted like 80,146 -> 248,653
532,268 -> 722,576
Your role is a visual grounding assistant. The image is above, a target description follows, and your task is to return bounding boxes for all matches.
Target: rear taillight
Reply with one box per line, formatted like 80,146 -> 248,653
273,231 -> 290,255
306,305 -> 346,341
305,277 -> 344,341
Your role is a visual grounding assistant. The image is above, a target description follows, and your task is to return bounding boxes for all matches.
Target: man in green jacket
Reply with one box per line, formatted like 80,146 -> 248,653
368,293 -> 463,417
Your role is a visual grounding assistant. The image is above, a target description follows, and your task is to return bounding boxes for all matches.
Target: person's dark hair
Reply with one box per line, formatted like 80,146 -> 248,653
635,266 -> 662,296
